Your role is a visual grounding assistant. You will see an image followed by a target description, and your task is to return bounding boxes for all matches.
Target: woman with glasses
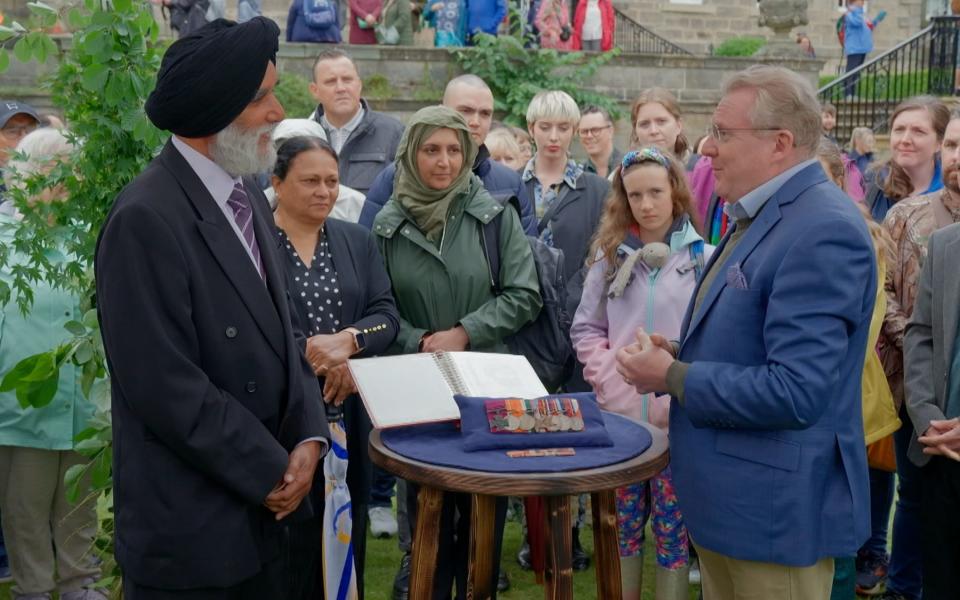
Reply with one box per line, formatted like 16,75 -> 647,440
578,104 -> 621,179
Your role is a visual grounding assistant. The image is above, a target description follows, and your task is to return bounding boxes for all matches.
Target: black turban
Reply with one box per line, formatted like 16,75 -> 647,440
145,17 -> 280,138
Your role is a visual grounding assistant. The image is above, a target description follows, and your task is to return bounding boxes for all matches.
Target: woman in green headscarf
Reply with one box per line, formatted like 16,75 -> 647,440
373,106 -> 541,598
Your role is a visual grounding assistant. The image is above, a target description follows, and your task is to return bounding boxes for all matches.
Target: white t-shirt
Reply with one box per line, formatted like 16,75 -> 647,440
582,0 -> 602,41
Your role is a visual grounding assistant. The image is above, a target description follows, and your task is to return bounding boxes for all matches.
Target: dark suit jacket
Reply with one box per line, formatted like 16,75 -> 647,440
95,141 -> 329,590
904,222 -> 960,466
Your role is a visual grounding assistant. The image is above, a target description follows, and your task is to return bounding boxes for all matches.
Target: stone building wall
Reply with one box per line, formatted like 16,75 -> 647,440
615,0 -> 926,74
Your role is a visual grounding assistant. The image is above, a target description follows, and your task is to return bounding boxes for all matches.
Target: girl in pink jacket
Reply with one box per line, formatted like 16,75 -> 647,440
570,147 -> 713,600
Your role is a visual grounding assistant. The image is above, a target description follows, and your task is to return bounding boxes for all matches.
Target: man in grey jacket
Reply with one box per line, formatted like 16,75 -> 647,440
903,221 -> 960,599
308,48 -> 404,194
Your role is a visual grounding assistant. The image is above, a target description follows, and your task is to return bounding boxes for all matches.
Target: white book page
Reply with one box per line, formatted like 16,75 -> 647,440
348,354 -> 461,429
446,352 -> 549,398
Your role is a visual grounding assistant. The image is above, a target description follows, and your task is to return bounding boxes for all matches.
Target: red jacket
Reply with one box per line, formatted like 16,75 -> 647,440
573,0 -> 614,51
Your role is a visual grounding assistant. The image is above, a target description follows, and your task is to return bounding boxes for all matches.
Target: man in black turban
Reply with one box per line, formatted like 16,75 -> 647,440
96,16 -> 329,600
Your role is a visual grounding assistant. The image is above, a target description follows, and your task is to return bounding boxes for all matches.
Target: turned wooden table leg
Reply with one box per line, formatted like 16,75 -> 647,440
542,495 -> 573,600
591,489 -> 624,599
410,486 -> 444,600
467,494 -> 497,600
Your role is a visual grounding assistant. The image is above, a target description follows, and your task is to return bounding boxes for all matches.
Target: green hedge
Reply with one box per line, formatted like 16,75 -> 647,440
713,37 -> 766,57
819,68 -> 953,100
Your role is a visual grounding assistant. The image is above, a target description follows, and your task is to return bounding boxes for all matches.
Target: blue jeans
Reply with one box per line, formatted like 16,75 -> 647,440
236,0 -> 260,21
369,465 -> 395,507
887,405 -> 923,599
860,467 -> 895,558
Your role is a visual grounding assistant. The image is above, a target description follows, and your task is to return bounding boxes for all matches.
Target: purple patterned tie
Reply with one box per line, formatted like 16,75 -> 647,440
226,182 -> 264,280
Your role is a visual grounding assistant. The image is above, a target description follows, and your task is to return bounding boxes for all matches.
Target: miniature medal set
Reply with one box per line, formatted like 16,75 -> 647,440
485,397 -> 585,434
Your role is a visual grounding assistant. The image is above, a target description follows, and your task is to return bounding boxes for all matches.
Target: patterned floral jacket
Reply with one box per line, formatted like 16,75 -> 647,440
881,189 -> 960,409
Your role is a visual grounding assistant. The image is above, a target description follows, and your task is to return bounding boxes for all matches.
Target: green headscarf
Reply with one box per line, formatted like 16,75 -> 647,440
393,105 -> 479,242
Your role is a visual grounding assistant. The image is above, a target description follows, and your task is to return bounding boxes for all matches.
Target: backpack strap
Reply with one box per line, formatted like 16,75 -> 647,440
536,184 -> 571,234
479,195 -> 521,296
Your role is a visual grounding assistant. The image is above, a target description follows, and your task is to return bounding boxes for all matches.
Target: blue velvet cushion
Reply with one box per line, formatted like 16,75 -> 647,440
455,392 -> 614,452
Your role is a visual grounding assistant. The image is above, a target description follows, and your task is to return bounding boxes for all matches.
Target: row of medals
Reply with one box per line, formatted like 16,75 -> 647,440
506,405 -> 585,432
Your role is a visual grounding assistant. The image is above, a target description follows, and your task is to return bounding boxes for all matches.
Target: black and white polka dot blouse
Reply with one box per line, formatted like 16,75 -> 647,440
277,227 -> 344,337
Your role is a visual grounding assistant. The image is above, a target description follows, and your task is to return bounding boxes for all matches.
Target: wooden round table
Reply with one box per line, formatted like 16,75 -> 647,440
368,422 -> 669,600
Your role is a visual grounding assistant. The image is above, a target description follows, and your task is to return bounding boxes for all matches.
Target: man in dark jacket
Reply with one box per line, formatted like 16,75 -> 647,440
359,75 -> 537,234
308,48 -> 404,194
96,18 -> 328,598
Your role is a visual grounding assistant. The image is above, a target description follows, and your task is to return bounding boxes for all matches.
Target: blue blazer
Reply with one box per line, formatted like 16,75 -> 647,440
670,163 -> 875,567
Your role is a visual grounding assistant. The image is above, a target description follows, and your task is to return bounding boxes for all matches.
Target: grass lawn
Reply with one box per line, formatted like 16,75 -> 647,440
362,517 -> 701,600
0,517 -> 701,599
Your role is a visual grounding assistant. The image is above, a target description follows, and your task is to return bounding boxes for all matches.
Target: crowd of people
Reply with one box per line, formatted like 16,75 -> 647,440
283,0 -> 616,49
1,10 -> 960,600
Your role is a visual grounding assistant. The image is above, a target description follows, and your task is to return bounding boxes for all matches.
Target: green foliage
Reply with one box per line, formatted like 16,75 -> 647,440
454,31 -> 621,127
0,0 -> 167,590
275,71 -> 317,118
412,62 -> 444,102
713,36 -> 766,57
363,73 -> 396,101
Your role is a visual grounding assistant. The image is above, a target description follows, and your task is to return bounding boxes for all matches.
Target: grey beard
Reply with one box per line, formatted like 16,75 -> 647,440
209,122 -> 277,178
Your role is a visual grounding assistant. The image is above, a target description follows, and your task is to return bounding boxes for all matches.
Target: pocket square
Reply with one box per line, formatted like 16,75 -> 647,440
725,262 -> 749,290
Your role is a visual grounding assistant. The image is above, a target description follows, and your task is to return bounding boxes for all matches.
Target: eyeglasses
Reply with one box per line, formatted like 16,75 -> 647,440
578,125 -> 612,138
1,124 -> 38,140
707,123 -> 782,144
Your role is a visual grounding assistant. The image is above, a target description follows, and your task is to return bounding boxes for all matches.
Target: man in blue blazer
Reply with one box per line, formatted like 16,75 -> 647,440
617,65 -> 875,598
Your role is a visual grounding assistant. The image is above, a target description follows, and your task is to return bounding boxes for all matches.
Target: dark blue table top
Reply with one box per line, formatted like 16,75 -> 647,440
380,412 -> 653,474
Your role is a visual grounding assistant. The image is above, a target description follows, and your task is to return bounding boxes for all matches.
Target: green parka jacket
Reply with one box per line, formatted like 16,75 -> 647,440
373,176 -> 542,354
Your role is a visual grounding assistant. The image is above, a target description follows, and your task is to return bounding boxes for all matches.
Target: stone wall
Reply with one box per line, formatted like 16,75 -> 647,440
277,44 -> 822,148
614,0 -> 926,75
1,39 -> 823,150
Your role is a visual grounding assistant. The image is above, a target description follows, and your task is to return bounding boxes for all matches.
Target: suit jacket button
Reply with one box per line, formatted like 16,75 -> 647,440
246,381 -> 257,393
225,326 -> 238,338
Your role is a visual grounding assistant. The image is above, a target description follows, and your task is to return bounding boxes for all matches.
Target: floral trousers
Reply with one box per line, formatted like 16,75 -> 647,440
615,466 -> 689,569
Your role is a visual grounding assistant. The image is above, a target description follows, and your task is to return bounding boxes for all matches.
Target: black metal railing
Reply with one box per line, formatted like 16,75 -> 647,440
819,16 -> 960,143
613,8 -> 692,55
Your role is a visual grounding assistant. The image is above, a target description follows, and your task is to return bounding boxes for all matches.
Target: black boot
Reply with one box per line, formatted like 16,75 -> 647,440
392,552 -> 410,600
497,569 -> 511,592
572,526 -> 590,571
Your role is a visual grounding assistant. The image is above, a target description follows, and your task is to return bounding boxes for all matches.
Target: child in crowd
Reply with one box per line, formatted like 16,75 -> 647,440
822,102 -> 838,144
570,146 -> 713,600
486,127 -> 523,171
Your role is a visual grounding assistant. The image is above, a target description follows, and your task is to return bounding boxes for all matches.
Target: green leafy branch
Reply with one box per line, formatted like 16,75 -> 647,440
1,0 -> 166,590
454,25 -> 621,127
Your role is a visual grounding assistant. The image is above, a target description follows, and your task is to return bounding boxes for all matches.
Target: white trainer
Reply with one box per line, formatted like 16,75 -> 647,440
369,506 -> 398,538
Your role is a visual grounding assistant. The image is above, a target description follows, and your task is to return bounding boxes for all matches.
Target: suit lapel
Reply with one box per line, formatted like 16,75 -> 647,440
680,163 -> 824,345
942,231 -> 960,364
679,228 -> 730,340
682,201 -> 782,344
159,142 -> 286,362
323,220 -> 350,328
